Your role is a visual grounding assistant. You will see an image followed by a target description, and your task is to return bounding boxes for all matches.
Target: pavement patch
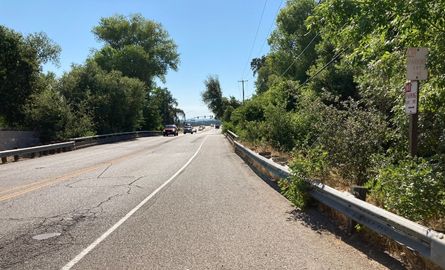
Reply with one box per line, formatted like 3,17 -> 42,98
32,232 -> 61,240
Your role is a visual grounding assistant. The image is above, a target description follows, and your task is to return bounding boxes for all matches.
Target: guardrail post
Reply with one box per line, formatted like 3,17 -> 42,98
1,157 -> 6,164
348,185 -> 368,233
431,236 -> 445,269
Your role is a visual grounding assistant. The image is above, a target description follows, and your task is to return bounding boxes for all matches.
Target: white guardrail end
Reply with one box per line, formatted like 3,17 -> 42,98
226,130 -> 445,269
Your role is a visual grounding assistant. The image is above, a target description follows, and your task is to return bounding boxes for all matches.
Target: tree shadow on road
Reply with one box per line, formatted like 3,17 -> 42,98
286,208 -> 406,270
238,153 -> 406,269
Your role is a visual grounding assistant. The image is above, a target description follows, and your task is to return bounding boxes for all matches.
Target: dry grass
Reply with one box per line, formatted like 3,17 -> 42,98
235,138 -> 444,269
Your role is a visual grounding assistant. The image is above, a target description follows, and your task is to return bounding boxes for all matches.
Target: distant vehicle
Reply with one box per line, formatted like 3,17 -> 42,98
198,125 -> 205,131
215,124 -> 220,129
183,124 -> 194,134
192,127 -> 198,133
163,125 -> 178,136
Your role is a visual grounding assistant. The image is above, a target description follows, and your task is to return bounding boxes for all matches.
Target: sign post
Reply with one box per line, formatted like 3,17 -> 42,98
406,48 -> 428,156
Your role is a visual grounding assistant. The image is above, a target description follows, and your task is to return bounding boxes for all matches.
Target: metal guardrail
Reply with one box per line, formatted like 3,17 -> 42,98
225,130 -> 445,269
0,141 -> 74,164
71,131 -> 162,149
226,130 -> 239,140
0,130 -> 162,163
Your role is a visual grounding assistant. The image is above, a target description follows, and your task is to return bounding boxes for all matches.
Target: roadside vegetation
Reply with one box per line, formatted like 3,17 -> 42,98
216,0 -> 445,231
0,14 -> 183,143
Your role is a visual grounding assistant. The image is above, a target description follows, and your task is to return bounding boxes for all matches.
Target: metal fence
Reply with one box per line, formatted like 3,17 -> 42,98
0,130 -> 162,163
71,131 -> 162,149
0,142 -> 74,164
225,130 -> 445,269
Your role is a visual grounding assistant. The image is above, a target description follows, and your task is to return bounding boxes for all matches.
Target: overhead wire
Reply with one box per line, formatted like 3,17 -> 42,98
279,32 -> 320,78
254,20 -> 352,93
241,0 -> 269,80
256,0 -> 284,56
295,46 -> 349,91
242,0 -> 283,100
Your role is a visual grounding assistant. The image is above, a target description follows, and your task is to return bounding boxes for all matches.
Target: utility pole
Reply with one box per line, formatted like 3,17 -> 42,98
238,79 -> 248,103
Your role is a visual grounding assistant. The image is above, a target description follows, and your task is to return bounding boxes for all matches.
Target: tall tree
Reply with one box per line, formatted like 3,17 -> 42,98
92,14 -> 179,87
252,0 -> 319,95
0,26 -> 60,126
149,87 -> 184,125
58,62 -> 146,134
202,75 -> 225,119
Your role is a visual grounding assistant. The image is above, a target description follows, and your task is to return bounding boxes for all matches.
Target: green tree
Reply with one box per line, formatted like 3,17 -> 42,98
0,26 -> 60,126
90,14 -> 182,130
25,32 -> 61,65
202,75 -> 225,119
58,62 -> 146,134
268,0 -> 319,82
92,14 -> 179,87
221,96 -> 241,122
149,87 -> 184,125
25,73 -> 94,142
252,0 -> 319,96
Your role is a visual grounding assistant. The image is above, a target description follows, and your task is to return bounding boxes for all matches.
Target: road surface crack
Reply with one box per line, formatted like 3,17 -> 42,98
0,208 -> 91,269
126,176 -> 144,194
97,163 -> 112,178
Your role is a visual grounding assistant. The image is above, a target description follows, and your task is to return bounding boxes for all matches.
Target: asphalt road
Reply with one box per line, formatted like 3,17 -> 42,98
0,129 -> 403,269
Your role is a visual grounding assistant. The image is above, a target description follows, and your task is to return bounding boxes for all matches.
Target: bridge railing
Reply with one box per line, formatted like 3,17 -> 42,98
225,130 -> 445,269
0,141 -> 75,164
0,130 -> 162,163
71,131 -> 161,149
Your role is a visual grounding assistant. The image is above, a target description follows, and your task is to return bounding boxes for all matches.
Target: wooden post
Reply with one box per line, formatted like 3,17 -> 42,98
409,81 -> 419,157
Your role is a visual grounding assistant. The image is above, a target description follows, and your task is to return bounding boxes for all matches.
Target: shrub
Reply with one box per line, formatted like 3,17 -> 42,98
368,157 -> 445,225
279,146 -> 329,209
314,99 -> 388,185
278,177 -> 312,210
263,105 -> 296,152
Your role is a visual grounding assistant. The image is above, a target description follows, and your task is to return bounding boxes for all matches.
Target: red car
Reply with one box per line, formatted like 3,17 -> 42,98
163,125 -> 178,136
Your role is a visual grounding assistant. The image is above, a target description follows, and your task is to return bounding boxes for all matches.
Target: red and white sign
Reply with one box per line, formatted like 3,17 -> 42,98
405,81 -> 418,114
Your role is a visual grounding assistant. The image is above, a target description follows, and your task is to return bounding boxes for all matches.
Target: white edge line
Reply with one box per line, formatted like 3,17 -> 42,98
61,135 -> 208,270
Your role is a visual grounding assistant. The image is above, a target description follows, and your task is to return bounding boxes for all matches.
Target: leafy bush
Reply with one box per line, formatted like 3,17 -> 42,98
278,177 -> 312,210
278,146 -> 329,209
368,157 -> 445,225
313,99 -> 388,185
291,145 -> 330,182
58,62 -> 146,134
263,105 -> 296,152
25,87 -> 94,142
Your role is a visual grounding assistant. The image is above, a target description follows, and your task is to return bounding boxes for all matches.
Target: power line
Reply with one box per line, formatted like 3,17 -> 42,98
256,0 -> 284,56
279,20 -> 351,79
279,32 -> 320,77
242,0 -> 269,79
294,46 -> 349,91
255,21 -> 351,93
251,31 -> 319,93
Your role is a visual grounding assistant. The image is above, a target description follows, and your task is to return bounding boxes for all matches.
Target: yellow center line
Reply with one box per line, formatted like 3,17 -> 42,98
0,138 -> 173,202
0,164 -> 105,202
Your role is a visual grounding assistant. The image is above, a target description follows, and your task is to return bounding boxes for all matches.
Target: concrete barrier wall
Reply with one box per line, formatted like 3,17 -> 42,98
0,131 -> 40,151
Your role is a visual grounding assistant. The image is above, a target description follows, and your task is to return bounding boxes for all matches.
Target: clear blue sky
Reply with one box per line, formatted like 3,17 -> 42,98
0,0 -> 283,118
